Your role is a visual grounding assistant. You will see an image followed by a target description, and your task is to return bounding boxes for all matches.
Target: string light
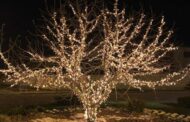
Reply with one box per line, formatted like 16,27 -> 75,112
0,0 -> 189,122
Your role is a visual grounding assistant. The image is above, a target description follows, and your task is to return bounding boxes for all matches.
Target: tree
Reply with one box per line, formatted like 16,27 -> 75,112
0,0 -> 189,122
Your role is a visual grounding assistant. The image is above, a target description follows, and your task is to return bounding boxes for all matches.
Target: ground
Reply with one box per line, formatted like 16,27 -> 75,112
0,88 -> 190,122
0,108 -> 162,122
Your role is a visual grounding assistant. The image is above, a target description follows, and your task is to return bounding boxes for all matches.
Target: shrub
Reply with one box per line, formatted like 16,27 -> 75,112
6,106 -> 28,116
53,95 -> 80,106
126,99 -> 145,113
35,106 -> 45,112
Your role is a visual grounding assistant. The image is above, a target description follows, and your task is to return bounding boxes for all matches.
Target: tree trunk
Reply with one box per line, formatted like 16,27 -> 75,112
84,106 -> 98,122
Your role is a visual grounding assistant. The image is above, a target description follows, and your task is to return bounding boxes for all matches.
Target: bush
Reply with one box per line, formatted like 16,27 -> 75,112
35,106 -> 45,112
101,99 -> 145,113
126,99 -> 145,113
53,95 -> 80,106
6,106 -> 29,116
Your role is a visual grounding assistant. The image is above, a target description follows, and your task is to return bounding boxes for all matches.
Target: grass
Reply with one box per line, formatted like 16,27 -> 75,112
0,90 -> 190,115
0,86 -> 190,121
103,100 -> 190,115
0,99 -> 189,122
146,102 -> 190,115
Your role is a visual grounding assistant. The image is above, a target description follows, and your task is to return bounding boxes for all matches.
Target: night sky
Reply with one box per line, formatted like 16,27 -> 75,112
0,0 -> 190,46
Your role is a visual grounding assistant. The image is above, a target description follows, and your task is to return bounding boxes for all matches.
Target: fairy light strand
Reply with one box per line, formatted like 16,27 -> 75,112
0,0 -> 189,122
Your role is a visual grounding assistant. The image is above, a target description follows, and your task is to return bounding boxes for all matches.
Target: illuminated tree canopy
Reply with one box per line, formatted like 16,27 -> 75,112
0,0 -> 189,122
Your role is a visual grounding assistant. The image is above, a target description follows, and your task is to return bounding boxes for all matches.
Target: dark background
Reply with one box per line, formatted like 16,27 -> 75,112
0,0 -> 190,46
